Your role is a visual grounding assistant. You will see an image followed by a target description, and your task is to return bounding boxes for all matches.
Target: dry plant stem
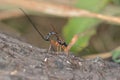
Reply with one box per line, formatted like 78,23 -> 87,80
83,52 -> 112,59
1,0 -> 120,24
65,34 -> 79,53
66,28 -> 93,52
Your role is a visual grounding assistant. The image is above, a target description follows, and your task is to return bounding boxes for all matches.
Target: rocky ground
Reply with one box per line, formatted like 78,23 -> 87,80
0,32 -> 120,80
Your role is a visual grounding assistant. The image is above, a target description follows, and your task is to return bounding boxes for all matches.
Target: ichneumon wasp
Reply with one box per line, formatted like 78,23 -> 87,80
20,8 -> 68,53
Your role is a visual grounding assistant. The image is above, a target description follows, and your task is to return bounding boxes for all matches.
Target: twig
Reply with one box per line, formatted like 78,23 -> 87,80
82,52 -> 111,59
65,34 -> 78,53
65,27 -> 94,52
1,0 -> 120,24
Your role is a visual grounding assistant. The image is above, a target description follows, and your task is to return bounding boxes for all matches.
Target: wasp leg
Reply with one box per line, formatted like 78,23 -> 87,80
59,45 -> 62,52
48,41 -> 55,53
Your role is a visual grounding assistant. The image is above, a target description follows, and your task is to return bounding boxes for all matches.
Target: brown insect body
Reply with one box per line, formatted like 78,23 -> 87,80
20,8 -> 68,52
50,38 -> 67,52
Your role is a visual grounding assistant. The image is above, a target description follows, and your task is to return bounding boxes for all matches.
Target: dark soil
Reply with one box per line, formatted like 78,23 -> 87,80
0,32 -> 120,80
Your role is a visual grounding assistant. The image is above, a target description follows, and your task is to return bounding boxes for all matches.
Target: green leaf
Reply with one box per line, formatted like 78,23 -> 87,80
112,50 -> 120,63
63,0 -> 109,52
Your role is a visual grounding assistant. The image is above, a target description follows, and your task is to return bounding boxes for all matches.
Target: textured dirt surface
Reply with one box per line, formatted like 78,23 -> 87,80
0,32 -> 120,80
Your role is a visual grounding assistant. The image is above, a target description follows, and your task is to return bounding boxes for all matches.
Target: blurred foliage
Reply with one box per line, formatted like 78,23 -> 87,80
112,49 -> 120,63
111,0 -> 120,63
62,0 -> 120,62
63,0 -> 109,53
112,0 -> 120,5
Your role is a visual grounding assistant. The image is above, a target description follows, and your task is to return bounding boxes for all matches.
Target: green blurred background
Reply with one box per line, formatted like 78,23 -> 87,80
0,0 -> 120,62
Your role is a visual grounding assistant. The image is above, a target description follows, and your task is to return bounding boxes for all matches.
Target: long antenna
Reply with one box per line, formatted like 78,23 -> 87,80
50,24 -> 60,38
19,8 -> 46,40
